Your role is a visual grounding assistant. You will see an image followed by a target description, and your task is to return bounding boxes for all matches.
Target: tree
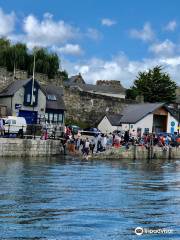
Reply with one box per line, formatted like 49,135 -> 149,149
128,66 -> 177,103
6,43 -> 28,71
28,47 -> 60,79
0,38 -> 11,68
58,70 -> 68,81
0,37 -> 67,80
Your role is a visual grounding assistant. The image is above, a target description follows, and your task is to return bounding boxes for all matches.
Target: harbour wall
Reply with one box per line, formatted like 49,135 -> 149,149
93,146 -> 180,160
0,138 -> 62,157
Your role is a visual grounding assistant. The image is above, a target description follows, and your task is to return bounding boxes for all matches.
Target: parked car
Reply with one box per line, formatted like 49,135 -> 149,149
81,127 -> 101,136
4,116 -> 27,135
68,125 -> 81,134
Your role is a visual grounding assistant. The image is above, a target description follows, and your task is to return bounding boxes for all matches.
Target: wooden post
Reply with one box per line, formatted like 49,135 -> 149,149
133,145 -> 136,160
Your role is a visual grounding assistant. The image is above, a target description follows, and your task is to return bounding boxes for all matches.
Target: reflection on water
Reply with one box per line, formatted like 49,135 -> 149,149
0,156 -> 179,239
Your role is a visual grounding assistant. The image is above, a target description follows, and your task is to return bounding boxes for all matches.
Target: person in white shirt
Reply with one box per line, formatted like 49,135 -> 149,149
101,135 -> 107,150
84,138 -> 90,156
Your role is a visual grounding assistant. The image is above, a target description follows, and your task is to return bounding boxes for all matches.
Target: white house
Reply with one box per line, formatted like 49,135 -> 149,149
98,114 -> 122,133
98,103 -> 178,135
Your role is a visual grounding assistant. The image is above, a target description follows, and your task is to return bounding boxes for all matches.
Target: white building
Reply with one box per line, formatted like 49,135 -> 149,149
98,114 -> 122,134
98,103 -> 178,135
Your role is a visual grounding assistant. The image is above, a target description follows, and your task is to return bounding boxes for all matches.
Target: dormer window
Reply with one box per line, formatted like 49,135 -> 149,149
27,94 -> 31,103
47,95 -> 57,101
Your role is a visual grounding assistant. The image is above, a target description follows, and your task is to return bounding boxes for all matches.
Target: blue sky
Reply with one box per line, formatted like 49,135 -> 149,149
0,0 -> 180,87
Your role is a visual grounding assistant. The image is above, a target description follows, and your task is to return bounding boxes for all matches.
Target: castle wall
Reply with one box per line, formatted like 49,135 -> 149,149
63,87 -> 134,126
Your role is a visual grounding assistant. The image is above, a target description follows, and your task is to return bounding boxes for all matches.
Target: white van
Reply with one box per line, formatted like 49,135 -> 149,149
4,116 -> 27,135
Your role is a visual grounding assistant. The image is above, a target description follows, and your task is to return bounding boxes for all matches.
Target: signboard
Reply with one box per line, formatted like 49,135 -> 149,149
15,104 -> 22,110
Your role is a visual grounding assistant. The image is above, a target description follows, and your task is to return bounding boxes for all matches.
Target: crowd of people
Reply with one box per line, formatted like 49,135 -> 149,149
62,127 -> 180,157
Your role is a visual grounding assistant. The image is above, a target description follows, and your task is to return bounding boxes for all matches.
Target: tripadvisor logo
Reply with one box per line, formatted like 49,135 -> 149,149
135,227 -> 143,235
134,227 -> 173,235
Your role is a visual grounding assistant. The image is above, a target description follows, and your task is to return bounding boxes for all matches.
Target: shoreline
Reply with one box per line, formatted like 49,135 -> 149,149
0,138 -> 180,159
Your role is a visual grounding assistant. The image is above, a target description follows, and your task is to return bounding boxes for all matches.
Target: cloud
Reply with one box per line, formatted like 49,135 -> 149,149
164,20 -> 177,31
149,39 -> 176,57
52,44 -> 83,56
0,8 -> 15,36
22,14 -> 79,48
101,18 -> 116,27
130,22 -> 155,42
63,53 -> 180,87
86,28 -> 103,40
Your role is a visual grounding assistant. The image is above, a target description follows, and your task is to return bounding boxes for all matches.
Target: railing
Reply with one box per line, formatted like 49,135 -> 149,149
2,123 -> 65,140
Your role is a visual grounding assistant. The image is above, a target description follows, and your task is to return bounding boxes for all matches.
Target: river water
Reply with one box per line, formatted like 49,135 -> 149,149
0,156 -> 179,240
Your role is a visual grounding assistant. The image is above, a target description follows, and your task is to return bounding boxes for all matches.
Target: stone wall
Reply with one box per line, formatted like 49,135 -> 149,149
64,87 -> 134,126
0,138 -> 62,157
0,67 -> 135,127
92,145 -> 180,160
96,80 -> 123,89
0,67 -> 14,91
0,67 -> 63,91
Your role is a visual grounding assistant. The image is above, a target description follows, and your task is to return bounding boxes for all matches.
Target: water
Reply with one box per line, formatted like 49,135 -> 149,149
0,156 -> 179,240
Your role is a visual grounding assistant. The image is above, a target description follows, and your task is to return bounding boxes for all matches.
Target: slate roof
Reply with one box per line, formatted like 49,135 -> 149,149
102,103 -> 168,126
65,75 -> 126,95
45,85 -> 65,110
68,74 -> 85,85
119,103 -> 166,124
0,78 -> 46,97
106,114 -> 122,126
0,79 -> 30,97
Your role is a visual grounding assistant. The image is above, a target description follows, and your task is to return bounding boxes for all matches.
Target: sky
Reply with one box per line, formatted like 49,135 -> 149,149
0,0 -> 180,87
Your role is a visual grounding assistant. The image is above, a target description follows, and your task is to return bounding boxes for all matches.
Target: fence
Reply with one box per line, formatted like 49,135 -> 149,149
2,123 -> 65,140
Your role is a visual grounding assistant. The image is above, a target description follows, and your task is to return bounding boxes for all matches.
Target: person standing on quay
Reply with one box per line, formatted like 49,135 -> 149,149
124,130 -> 129,149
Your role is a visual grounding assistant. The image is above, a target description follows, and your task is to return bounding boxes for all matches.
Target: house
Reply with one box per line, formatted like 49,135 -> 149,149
66,74 -> 126,99
0,79 -> 66,126
98,103 -> 178,135
0,78 -> 46,124
98,114 -> 122,133
44,85 -> 65,125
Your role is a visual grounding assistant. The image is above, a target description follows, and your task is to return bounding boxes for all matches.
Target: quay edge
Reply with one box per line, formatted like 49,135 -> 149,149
90,145 -> 180,160
0,138 -> 63,157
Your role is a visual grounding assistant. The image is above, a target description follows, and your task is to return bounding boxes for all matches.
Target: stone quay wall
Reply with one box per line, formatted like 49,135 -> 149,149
93,146 -> 180,160
0,138 -> 62,157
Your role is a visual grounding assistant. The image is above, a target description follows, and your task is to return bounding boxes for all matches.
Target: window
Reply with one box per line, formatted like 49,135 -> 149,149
54,114 -> 58,122
47,95 -> 57,101
27,94 -> 31,103
58,114 -> 63,123
12,120 -> 16,125
5,120 -> 11,125
45,113 -> 48,121
49,113 -> 53,122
